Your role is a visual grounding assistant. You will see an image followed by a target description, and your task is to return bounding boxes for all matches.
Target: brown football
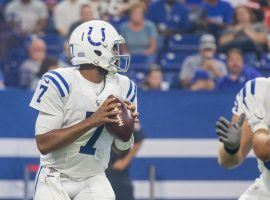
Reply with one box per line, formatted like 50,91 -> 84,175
105,95 -> 134,142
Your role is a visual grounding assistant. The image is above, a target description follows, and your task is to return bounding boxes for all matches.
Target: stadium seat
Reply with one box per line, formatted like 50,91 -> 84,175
42,34 -> 64,58
244,52 -> 258,67
167,34 -> 201,52
261,53 -> 270,68
186,0 -> 203,5
163,70 -> 179,86
160,52 -> 190,70
130,54 -> 149,71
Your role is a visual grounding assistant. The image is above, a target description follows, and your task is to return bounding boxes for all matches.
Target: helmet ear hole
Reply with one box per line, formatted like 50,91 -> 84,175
94,50 -> 102,57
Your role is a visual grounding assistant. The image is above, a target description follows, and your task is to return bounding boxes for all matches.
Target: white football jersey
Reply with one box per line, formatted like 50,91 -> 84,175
232,77 -> 270,190
30,67 -> 137,178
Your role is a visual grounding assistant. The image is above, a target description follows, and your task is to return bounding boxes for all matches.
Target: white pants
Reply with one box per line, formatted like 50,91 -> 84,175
34,167 -> 115,200
239,178 -> 270,200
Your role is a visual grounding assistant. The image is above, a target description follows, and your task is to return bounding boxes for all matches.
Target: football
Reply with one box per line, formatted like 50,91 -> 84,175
105,95 -> 134,142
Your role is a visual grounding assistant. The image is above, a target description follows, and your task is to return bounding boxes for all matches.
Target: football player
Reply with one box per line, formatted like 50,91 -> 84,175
216,78 -> 270,199
30,20 -> 139,200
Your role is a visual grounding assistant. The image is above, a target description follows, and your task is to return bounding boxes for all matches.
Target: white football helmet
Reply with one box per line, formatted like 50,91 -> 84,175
69,20 -> 130,73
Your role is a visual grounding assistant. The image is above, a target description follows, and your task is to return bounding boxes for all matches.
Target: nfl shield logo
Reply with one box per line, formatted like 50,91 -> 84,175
96,99 -> 102,107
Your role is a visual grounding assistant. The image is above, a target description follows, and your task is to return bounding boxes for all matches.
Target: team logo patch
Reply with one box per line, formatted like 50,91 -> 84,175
87,27 -> 105,46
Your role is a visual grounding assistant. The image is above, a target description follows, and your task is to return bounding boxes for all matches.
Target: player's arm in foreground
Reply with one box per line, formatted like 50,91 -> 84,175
216,80 -> 254,169
216,78 -> 268,168
36,97 -> 121,155
216,113 -> 253,169
244,95 -> 270,161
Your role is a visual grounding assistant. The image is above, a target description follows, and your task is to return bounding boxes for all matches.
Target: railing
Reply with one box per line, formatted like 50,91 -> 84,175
23,164 -> 39,200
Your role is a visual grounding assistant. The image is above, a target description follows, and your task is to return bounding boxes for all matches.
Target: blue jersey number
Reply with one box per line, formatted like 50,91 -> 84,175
79,112 -> 104,155
264,161 -> 270,170
36,84 -> 48,103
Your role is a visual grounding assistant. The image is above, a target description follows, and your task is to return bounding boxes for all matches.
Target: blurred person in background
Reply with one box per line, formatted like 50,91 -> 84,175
54,0 -> 86,37
179,34 -> 227,90
4,0 -> 48,35
217,48 -> 261,91
201,0 -> 234,37
0,69 -> 5,89
20,39 -> 58,89
147,0 -> 190,38
119,3 -> 158,64
68,4 -> 94,37
106,123 -> 144,200
223,0 -> 248,7
142,65 -> 170,91
219,5 -> 268,55
44,0 -> 58,33
99,0 -> 139,17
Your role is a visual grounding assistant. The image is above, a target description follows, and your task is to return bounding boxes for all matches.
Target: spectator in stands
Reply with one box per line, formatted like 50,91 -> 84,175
68,4 -> 94,37
119,3 -> 157,64
217,48 -> 261,91
179,34 -> 227,91
106,123 -> 144,200
44,0 -> 57,33
20,39 -> 58,89
147,0 -> 190,37
219,5 -> 268,54
201,0 -> 234,37
0,69 -> 5,89
142,65 -> 170,91
4,0 -> 48,35
54,0 -> 86,37
99,0 -> 139,16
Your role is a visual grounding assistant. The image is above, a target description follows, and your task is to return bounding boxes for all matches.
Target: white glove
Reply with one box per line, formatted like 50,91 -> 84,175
114,135 -> 134,150
243,95 -> 268,133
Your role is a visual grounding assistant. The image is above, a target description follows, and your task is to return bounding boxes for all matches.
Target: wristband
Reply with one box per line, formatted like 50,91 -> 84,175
224,145 -> 240,155
114,135 -> 134,150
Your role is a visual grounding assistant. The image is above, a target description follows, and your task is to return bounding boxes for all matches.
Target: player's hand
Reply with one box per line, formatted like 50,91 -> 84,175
216,113 -> 245,151
244,95 -> 268,133
112,158 -> 129,171
88,97 -> 121,127
124,100 -> 139,123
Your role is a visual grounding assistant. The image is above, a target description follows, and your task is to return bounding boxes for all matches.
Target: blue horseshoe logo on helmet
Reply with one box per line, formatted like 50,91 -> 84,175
87,27 -> 106,46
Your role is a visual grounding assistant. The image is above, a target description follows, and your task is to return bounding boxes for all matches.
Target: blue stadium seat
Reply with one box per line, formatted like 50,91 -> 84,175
130,55 -> 149,71
160,52 -> 191,70
186,0 -> 203,5
261,53 -> 270,68
42,34 -> 64,58
0,0 -> 12,6
244,52 -> 258,67
163,71 -> 179,86
131,54 -> 147,64
2,46 -> 28,87
167,34 -> 201,52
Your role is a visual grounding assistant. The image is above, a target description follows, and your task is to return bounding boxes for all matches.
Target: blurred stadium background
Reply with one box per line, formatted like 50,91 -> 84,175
0,0 -> 269,199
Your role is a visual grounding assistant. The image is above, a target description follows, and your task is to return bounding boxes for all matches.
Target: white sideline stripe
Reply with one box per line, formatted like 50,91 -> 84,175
0,138 -> 39,157
0,180 -> 253,199
0,138 -> 255,158
133,180 -> 253,199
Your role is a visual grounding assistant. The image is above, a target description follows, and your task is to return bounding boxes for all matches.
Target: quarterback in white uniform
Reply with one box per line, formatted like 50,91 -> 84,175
30,20 -> 138,200
216,77 -> 270,199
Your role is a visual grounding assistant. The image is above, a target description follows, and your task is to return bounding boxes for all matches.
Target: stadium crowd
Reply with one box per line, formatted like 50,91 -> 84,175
0,0 -> 270,91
